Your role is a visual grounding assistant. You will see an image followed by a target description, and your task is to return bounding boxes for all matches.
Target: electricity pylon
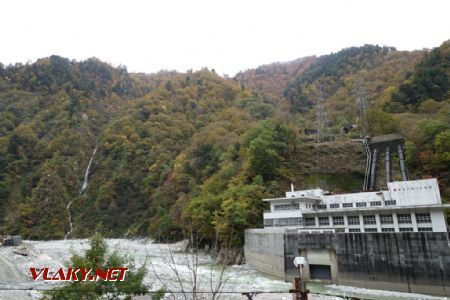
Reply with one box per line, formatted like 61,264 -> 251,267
353,79 -> 369,136
315,85 -> 329,143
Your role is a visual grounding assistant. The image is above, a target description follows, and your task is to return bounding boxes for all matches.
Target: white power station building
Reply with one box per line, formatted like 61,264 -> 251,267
263,178 -> 449,233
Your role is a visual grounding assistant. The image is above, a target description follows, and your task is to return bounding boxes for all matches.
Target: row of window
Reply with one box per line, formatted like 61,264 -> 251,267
264,217 -> 302,226
264,213 -> 432,228
274,203 -> 300,211
341,227 -> 432,233
348,228 -> 398,232
416,213 -> 432,223
384,200 -> 396,206
266,217 -> 434,232
395,213 -> 431,224
418,227 -> 433,232
314,200 -> 397,210
349,228 -> 392,233
303,213 -> 431,226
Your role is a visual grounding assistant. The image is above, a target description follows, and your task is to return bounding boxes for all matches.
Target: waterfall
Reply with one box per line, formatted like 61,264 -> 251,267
65,145 -> 98,240
79,145 -> 98,195
64,201 -> 74,240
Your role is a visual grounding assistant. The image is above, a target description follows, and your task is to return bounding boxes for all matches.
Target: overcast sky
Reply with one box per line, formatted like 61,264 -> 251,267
1,0 -> 449,76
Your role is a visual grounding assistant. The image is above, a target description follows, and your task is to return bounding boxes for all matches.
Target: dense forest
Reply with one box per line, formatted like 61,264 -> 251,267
0,40 -> 448,245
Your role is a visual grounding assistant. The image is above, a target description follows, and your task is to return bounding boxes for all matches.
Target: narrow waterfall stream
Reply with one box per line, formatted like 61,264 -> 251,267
64,145 -> 98,240
79,145 -> 98,195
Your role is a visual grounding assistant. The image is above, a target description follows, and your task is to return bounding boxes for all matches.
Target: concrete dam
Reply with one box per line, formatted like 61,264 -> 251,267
244,229 -> 450,297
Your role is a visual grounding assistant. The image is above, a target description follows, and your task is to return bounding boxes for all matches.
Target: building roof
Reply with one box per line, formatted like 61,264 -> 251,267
369,133 -> 405,151
262,196 -> 322,202
370,133 -> 404,144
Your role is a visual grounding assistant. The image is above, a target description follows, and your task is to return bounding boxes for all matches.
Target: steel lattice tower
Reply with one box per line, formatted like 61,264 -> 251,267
315,85 -> 329,143
353,80 -> 369,136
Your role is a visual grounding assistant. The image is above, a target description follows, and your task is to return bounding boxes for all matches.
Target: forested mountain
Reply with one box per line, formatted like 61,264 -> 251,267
0,41 -> 448,244
234,56 -> 317,105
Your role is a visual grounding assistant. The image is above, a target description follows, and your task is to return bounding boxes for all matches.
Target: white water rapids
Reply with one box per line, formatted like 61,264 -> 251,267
0,239 -> 447,300
64,145 -> 97,240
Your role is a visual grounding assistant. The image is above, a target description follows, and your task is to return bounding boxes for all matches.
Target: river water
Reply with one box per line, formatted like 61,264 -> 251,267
0,239 -> 447,300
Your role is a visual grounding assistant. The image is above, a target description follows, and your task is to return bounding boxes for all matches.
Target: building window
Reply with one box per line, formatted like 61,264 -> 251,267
264,219 -> 274,227
399,228 -> 413,232
274,203 -> 300,211
330,203 -> 339,209
304,218 -> 316,227
365,228 -> 378,232
288,218 -> 302,226
382,228 -> 395,232
333,216 -> 344,225
416,213 -> 431,223
274,219 -> 284,226
348,216 -> 360,225
335,228 -> 345,233
349,228 -> 361,233
274,217 -> 303,226
317,204 -> 327,210
384,200 -> 396,206
397,214 -> 412,224
319,217 -> 329,226
370,201 -> 382,206
418,227 -> 432,232
363,215 -> 376,225
380,214 -> 393,224
356,202 -> 367,207
343,203 -> 353,208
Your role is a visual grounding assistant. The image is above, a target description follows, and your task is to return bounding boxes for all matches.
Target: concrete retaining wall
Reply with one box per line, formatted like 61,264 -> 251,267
245,230 -> 450,297
244,229 -> 285,278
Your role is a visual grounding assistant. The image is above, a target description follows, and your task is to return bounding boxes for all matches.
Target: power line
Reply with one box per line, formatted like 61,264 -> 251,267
0,287 -> 378,299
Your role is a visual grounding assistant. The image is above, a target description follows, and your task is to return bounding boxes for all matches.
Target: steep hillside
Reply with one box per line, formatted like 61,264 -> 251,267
0,56 -> 147,238
0,40 -> 449,244
234,56 -> 317,104
237,42 -> 450,198
388,40 -> 450,111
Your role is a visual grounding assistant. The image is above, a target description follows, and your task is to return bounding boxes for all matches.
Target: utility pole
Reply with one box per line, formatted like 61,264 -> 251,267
291,257 -> 309,300
353,80 -> 369,136
315,85 -> 329,143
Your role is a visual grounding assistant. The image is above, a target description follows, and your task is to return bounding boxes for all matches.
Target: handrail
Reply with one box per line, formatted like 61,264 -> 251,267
363,138 -> 372,191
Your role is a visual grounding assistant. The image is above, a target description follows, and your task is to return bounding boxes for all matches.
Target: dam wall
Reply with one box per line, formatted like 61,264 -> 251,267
245,230 -> 450,297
